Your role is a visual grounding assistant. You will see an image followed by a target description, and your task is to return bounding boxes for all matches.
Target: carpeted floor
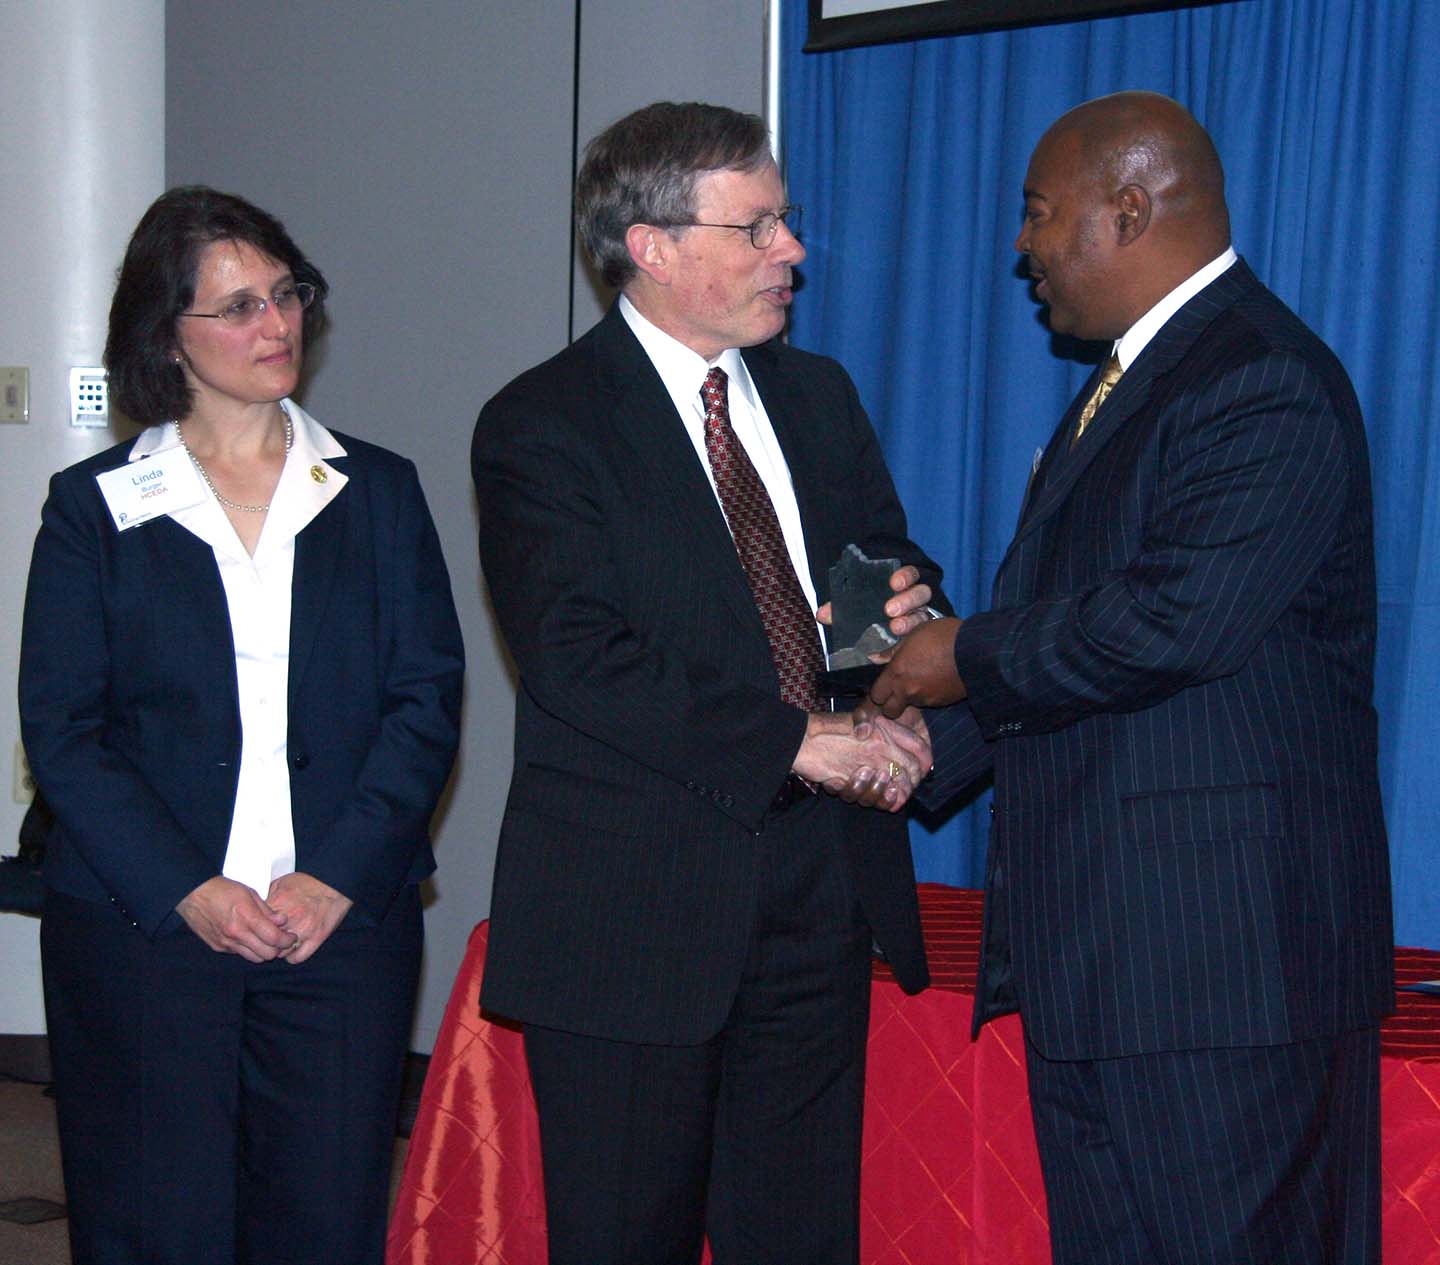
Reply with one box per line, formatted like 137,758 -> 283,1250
0,1057 -> 425,1265
0,1078 -> 68,1265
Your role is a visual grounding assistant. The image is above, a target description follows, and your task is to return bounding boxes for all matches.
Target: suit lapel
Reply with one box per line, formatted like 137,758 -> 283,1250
153,514 -> 240,677
1008,355 -> 1162,555
999,260 -> 1262,577
1013,366 -> 1098,531
741,341 -> 829,595
591,308 -> 771,641
288,474 -> 349,711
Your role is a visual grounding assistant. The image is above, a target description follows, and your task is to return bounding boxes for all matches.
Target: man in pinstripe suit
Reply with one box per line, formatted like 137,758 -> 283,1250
862,92 -> 1394,1263
474,103 -> 944,1264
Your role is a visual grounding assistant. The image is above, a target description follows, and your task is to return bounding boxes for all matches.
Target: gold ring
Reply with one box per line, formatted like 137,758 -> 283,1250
887,760 -> 902,780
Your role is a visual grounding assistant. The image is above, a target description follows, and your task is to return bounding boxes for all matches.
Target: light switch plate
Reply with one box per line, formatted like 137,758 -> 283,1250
0,366 -> 28,423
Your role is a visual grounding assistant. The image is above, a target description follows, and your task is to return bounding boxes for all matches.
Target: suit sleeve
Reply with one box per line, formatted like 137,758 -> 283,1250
954,348 -> 1352,738
19,471 -> 217,935
916,702 -> 993,811
299,463 -> 464,921
474,386 -> 815,829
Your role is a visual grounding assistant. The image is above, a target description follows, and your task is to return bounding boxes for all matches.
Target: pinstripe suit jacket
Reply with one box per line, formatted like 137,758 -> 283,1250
472,304 -> 943,1045
925,260 -> 1394,1061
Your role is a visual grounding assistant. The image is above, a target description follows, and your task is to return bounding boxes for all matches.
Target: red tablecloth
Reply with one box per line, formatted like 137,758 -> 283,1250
388,886 -> 1440,1264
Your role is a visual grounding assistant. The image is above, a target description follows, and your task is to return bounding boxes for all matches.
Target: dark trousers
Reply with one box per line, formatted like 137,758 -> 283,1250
524,804 -> 874,1265
1025,1026 -> 1382,1265
41,885 -> 422,1265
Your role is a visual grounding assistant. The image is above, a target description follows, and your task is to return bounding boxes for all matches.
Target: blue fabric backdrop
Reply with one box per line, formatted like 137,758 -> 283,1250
781,0 -> 1439,949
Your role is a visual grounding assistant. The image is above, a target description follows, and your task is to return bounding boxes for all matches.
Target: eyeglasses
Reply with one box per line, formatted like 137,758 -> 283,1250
179,281 -> 317,327
667,205 -> 803,249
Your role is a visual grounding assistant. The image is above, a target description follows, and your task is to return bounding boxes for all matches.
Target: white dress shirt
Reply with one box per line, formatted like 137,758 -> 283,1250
127,401 -> 349,897
619,295 -> 827,656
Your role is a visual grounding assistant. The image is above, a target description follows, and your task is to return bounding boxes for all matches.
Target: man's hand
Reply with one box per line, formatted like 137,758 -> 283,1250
176,876 -> 297,963
266,872 -> 354,965
791,709 -> 932,812
816,564 -> 935,639
867,616 -> 967,718
881,564 -> 936,637
836,708 -> 931,809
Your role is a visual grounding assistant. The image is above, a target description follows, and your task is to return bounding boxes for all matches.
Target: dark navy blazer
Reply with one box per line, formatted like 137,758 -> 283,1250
924,260 -> 1394,1061
19,428 -> 464,937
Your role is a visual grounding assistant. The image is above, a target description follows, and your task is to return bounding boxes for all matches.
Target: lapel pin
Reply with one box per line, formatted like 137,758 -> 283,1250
310,465 -> 328,484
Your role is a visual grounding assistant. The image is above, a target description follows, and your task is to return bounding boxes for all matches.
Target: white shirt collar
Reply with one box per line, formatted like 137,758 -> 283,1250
618,293 -> 761,415
1115,247 -> 1237,370
137,400 -> 349,563
616,294 -> 823,624
130,399 -> 346,460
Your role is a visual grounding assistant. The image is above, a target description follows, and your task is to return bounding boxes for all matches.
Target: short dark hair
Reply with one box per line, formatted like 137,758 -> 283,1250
576,102 -> 773,288
104,186 -> 328,424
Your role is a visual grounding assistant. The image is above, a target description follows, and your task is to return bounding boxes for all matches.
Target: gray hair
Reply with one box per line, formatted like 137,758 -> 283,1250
576,101 -> 774,288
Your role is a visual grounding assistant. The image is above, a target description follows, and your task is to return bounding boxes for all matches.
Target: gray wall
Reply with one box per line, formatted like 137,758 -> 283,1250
571,0 -> 767,332
166,0 -> 765,1049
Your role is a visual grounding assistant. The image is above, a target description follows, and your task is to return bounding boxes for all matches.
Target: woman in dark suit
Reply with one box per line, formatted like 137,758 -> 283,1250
19,187 -> 464,1265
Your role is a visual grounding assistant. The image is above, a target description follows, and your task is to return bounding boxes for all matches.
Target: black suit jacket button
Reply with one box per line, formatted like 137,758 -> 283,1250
292,754 -> 310,770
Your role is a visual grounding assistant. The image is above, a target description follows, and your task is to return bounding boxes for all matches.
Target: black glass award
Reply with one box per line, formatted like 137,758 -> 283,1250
816,544 -> 899,700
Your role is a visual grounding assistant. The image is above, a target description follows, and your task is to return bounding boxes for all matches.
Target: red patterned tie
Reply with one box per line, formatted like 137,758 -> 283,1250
702,366 -> 823,711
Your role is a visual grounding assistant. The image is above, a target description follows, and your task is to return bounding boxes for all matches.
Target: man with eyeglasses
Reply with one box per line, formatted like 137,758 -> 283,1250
472,101 -> 946,1264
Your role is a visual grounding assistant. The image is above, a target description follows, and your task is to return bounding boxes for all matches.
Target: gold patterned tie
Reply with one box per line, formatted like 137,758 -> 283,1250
1073,353 -> 1123,445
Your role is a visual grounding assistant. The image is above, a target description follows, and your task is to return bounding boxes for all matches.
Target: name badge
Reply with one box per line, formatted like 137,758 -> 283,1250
95,451 -> 208,531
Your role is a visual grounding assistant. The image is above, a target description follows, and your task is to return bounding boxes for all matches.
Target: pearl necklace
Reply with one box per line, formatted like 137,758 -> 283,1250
177,410 -> 295,513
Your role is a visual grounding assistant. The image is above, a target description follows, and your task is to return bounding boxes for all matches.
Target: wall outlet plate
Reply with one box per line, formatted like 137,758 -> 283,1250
0,367 -> 28,423
70,366 -> 109,427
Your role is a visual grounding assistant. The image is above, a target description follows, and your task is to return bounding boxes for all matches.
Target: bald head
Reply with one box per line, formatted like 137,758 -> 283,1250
1047,91 -> 1229,249
1017,92 -> 1232,340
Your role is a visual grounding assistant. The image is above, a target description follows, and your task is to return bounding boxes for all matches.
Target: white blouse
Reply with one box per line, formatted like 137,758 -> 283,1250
126,401 -> 349,897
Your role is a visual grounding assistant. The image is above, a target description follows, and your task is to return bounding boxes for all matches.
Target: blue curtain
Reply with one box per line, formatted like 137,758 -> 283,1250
782,0 -> 1440,949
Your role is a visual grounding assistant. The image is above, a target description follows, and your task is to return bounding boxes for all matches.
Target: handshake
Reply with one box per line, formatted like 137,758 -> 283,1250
791,707 -> 932,813
793,558 -> 966,812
